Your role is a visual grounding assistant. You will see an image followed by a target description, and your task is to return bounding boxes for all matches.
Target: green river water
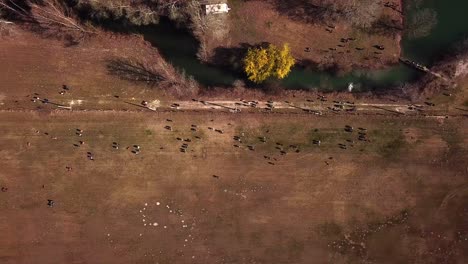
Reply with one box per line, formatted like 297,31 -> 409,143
142,0 -> 468,91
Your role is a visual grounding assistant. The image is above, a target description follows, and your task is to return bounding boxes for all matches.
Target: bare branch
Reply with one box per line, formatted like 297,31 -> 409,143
30,0 -> 94,33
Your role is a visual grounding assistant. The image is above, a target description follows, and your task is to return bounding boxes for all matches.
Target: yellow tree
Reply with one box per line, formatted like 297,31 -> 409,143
244,45 -> 275,83
244,43 -> 295,83
273,44 -> 295,79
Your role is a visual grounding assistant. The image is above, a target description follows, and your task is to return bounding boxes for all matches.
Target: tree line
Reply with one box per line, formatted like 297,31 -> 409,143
0,0 -> 201,32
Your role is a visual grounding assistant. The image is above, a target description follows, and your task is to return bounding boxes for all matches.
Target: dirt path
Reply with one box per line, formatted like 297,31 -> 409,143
13,96 -> 464,119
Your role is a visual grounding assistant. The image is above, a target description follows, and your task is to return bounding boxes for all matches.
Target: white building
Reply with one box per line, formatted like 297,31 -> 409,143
204,3 -> 231,15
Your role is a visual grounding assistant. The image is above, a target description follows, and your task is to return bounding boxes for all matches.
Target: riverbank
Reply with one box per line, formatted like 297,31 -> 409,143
401,45 -> 468,104
0,24 -> 461,112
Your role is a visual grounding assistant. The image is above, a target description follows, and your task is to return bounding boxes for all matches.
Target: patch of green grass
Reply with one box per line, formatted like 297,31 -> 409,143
232,123 -> 310,153
368,129 -> 406,159
378,136 -> 406,158
234,122 -> 411,157
307,128 -> 347,147
429,92 -> 455,106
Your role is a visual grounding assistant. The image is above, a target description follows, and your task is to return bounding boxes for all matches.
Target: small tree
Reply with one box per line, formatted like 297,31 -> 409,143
244,43 -> 295,83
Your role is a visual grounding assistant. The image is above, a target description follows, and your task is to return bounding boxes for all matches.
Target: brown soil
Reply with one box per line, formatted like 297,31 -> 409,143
0,111 -> 466,263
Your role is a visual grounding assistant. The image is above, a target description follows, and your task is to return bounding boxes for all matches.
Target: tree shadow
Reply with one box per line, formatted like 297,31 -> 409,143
363,15 -> 403,36
210,42 -> 254,72
267,0 -> 333,24
106,58 -> 164,84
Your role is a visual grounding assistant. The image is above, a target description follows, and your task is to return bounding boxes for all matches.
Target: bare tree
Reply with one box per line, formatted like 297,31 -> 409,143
31,0 -> 93,33
77,0 -> 160,26
1,0 -> 94,34
0,0 -> 26,18
181,0 -> 230,61
340,0 -> 384,29
0,4 -> 14,35
0,5 -> 13,24
106,57 -> 199,96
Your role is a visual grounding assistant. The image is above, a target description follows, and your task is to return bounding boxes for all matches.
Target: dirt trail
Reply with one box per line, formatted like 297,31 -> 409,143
39,97 -> 463,118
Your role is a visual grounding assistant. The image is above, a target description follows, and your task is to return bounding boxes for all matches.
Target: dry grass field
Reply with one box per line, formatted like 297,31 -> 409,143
0,111 -> 466,264
0,13 -> 467,264
0,26 -> 189,110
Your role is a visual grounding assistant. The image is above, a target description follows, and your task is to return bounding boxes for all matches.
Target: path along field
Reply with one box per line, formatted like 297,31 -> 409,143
0,110 -> 466,264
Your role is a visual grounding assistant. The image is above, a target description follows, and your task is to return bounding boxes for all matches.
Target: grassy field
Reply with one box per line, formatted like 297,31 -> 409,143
0,111 -> 466,264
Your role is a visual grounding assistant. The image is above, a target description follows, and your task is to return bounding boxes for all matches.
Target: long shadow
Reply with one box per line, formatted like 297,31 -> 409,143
210,42 -> 255,73
363,16 -> 404,36
106,58 -> 164,84
268,0 -> 332,24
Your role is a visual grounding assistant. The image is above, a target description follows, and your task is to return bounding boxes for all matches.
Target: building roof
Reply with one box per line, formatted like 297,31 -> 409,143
205,3 -> 230,14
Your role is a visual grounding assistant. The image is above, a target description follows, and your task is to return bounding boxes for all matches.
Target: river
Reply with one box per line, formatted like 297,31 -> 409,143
142,0 -> 468,91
